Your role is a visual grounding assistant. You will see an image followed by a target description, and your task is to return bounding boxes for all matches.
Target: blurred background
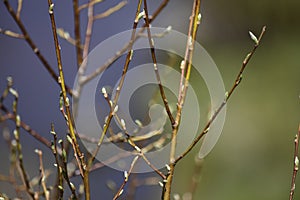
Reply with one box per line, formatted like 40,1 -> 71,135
0,0 -> 299,199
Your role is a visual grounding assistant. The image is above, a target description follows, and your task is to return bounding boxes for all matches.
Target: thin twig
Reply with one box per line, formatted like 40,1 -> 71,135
73,0 -> 95,118
113,156 -> 139,200
143,0 -> 175,126
175,26 -> 267,163
73,0 -> 83,68
101,89 -> 166,179
9,82 -> 35,198
0,105 -> 53,149
78,0 -> 103,11
289,124 -> 300,200
57,28 -> 82,49
35,149 -> 50,200
0,28 -> 24,39
50,124 -> 64,200
16,0 -> 23,19
93,1 -> 128,20
81,0 -> 94,71
59,141 -> 78,199
185,156 -> 204,199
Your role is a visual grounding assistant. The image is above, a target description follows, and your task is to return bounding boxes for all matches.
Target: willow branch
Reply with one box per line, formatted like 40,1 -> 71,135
2,0 -> 74,96
78,0 -> 103,11
0,106 -> 53,149
59,140 -> 78,199
80,0 -> 170,85
162,0 -> 201,199
79,0 -> 94,76
47,1 -> 88,198
143,0 -> 175,126
289,124 -> 300,200
73,0 -> 83,68
50,124 -> 64,200
0,28 -> 24,38
9,83 -> 35,198
87,0 -> 142,167
35,149 -> 50,200
16,0 -> 23,19
175,26 -> 267,163
93,1 -> 127,20
113,156 -> 139,200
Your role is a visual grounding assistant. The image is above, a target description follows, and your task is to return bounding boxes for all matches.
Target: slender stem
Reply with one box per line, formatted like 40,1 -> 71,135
113,156 -> 139,200
50,124 -> 64,200
59,141 -> 78,199
175,26 -> 267,163
93,1 -> 127,20
0,104 -> 53,149
73,0 -> 83,68
0,28 -> 24,38
143,0 -> 175,126
9,85 -> 35,198
81,0 -> 94,72
186,156 -> 204,198
289,124 -> 300,200
35,149 -> 50,200
16,0 -> 23,19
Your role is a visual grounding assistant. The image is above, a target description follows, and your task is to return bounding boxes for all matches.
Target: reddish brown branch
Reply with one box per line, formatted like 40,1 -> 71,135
73,0 -> 83,68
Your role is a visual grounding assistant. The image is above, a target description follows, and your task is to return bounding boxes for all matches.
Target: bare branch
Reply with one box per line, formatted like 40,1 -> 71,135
175,26 -> 267,163
289,124 -> 300,200
73,0 -> 83,68
93,1 -> 128,20
0,28 -> 24,39
143,0 -> 175,126
3,0 -> 74,96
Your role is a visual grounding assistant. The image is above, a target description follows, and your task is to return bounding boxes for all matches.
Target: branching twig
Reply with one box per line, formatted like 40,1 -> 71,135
2,0 -> 74,96
87,0 -> 143,167
162,0 -> 201,198
59,140 -> 78,199
50,124 -> 64,200
289,124 -> 300,200
79,0 -> 170,85
175,26 -> 267,163
47,1 -> 88,198
0,105 -> 53,149
101,89 -> 166,179
113,156 -> 139,200
35,149 -> 50,200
